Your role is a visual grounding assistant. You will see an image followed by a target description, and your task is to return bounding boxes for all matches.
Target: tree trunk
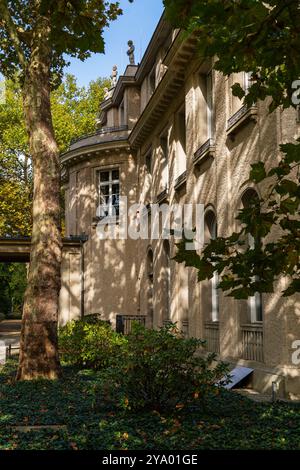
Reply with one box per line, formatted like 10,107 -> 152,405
16,19 -> 62,380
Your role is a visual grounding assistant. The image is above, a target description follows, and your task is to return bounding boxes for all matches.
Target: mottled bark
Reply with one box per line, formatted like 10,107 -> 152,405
16,14 -> 62,381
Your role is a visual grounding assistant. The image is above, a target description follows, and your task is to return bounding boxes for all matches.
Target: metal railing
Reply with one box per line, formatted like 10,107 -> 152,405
193,138 -> 215,164
116,315 -> 147,335
227,105 -> 257,131
156,188 -> 168,204
240,323 -> 264,362
204,322 -> 220,354
5,344 -> 20,360
70,125 -> 129,146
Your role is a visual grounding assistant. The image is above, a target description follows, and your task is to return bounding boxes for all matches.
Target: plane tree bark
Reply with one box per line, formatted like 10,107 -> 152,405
0,0 -> 122,380
17,14 -> 62,380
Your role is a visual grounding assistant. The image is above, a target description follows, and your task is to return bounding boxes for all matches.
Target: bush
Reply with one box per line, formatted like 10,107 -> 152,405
58,317 -> 126,370
98,322 -> 230,412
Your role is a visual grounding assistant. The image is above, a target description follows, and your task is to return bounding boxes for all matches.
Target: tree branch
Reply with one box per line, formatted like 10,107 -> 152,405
0,0 -> 27,69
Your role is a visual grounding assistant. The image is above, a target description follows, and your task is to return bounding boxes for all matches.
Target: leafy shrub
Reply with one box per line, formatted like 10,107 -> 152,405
98,322 -> 229,412
58,317 -> 126,370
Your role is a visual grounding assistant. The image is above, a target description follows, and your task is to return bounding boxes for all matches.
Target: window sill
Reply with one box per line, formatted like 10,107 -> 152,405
241,323 -> 263,331
227,105 -> 257,138
156,188 -> 169,204
92,216 -> 120,228
193,139 -> 216,167
204,321 -> 220,328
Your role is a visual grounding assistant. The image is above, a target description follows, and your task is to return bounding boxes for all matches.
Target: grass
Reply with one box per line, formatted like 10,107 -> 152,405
0,359 -> 300,450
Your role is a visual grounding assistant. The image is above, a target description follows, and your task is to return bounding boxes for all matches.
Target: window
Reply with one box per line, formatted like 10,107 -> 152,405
248,235 -> 263,323
206,72 -> 214,139
75,170 -> 80,234
242,189 -> 263,323
119,99 -> 125,126
145,148 -> 152,174
163,240 -> 171,322
205,210 -> 219,322
149,66 -> 156,96
97,169 -> 120,219
146,248 -> 154,323
243,72 -> 252,95
176,104 -> 187,177
160,133 -> 169,189
147,248 -> 153,281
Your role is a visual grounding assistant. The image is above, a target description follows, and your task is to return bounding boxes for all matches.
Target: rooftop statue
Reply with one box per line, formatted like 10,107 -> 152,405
127,40 -> 135,65
111,65 -> 118,87
104,87 -> 111,100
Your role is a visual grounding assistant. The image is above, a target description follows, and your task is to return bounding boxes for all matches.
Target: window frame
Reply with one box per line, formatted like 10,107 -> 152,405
205,209 -> 219,323
97,167 -> 120,221
159,127 -> 169,190
241,188 -> 263,324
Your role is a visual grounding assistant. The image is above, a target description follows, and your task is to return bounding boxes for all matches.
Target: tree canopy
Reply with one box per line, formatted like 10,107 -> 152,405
165,0 -> 300,111
0,0 -> 122,82
0,74 -> 110,236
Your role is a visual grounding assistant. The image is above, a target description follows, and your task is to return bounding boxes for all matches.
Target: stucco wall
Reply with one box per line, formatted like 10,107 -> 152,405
61,29 -> 300,398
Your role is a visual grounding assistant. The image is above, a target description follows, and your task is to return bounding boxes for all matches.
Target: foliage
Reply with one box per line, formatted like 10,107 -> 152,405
0,75 -> 109,237
164,0 -> 300,297
51,75 -> 111,154
98,323 -> 229,412
0,0 -> 126,380
1,359 -> 300,450
175,139 -> 300,298
58,317 -> 126,370
0,180 -> 32,236
0,1 -> 122,83
0,263 -> 27,316
164,0 -> 300,112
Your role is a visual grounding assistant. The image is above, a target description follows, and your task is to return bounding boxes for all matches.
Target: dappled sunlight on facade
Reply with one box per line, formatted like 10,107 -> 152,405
56,13 -> 300,398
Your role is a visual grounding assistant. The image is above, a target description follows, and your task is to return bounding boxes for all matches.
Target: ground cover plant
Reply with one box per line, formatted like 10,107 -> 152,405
0,350 -> 300,449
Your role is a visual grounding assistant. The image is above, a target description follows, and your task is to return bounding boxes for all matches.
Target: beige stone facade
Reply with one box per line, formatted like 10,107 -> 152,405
61,15 -> 300,398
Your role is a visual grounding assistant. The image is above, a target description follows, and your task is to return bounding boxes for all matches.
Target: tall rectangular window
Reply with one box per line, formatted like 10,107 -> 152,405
145,149 -> 152,174
176,105 -> 187,177
149,66 -> 156,97
97,168 -> 120,219
206,72 -> 214,139
119,100 -> 125,126
75,170 -> 80,234
160,133 -> 169,189
244,72 -> 252,94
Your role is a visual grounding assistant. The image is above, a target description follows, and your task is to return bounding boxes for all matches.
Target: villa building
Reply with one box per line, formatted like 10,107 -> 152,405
60,14 -> 300,398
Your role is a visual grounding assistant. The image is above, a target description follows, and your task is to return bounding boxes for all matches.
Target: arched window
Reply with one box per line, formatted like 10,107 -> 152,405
241,189 -> 263,323
163,240 -> 171,323
147,248 -> 153,282
204,210 -> 219,322
146,248 -> 154,323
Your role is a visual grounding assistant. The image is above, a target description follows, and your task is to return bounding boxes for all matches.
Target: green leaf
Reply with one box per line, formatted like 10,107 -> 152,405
249,162 -> 266,183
